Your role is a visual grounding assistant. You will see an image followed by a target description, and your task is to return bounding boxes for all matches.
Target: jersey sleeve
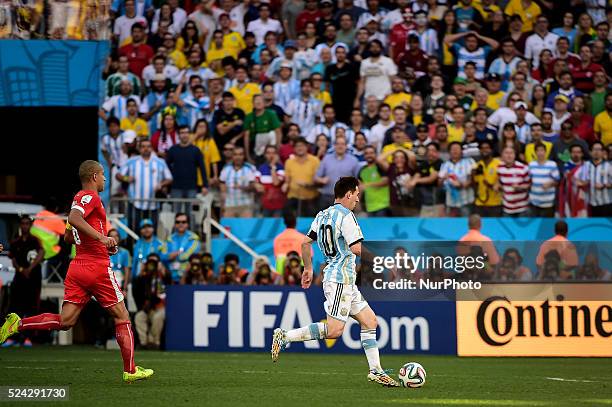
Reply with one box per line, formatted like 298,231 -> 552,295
71,192 -> 101,218
341,213 -> 363,247
307,215 -> 319,241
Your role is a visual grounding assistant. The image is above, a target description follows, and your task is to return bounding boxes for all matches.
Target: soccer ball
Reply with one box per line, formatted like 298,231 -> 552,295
398,362 -> 426,388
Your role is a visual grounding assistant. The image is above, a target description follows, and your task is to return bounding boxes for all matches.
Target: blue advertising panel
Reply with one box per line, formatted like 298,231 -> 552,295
166,285 -> 456,355
0,40 -> 108,106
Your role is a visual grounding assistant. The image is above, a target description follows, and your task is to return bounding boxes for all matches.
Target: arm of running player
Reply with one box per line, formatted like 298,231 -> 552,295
67,209 -> 116,249
301,235 -> 315,289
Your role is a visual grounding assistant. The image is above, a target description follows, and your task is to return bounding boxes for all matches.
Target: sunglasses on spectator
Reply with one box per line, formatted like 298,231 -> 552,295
510,98 -> 520,102
175,220 -> 188,224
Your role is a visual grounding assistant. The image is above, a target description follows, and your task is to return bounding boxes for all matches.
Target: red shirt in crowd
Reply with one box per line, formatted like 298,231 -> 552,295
119,42 -> 154,77
389,22 -> 415,63
571,63 -> 604,94
497,161 -> 530,215
295,9 -> 321,33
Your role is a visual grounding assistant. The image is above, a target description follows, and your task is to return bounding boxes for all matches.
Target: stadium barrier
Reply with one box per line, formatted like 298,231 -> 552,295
165,285 -> 456,355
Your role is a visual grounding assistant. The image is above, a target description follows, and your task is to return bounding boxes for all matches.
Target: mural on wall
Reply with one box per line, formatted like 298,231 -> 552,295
0,40 -> 108,106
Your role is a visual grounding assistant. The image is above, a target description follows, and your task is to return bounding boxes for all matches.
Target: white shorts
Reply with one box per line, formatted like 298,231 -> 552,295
323,281 -> 369,323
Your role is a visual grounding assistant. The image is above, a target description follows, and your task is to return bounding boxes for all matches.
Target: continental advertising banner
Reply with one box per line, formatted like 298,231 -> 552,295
166,285 -> 456,354
456,284 -> 612,357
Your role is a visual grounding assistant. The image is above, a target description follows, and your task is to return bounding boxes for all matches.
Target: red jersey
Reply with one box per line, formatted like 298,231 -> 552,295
70,190 -> 109,264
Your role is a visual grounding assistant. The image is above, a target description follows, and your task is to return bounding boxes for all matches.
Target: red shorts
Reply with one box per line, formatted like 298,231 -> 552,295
64,259 -> 124,308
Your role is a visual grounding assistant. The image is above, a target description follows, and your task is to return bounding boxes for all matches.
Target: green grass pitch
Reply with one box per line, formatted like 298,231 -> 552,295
0,347 -> 611,406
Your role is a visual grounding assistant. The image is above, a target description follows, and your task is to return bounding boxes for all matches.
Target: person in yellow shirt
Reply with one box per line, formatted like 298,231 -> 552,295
504,0 -> 541,33
472,140 -> 503,217
524,123 -> 552,162
383,77 -> 412,118
229,65 -> 261,114
594,94 -> 612,147
192,119 -> 221,186
120,98 -> 149,138
219,13 -> 245,57
207,30 -> 236,75
484,73 -> 506,110
380,127 -> 414,162
282,137 -> 321,216
163,33 -> 188,69
310,73 -> 332,106
474,0 -> 501,20
447,106 -> 466,143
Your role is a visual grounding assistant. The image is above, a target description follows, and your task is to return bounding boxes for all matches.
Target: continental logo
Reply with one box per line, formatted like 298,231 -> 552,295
476,296 -> 612,347
456,293 -> 612,356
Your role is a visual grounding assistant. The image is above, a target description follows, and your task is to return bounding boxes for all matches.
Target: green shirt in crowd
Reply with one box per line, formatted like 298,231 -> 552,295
358,163 -> 390,213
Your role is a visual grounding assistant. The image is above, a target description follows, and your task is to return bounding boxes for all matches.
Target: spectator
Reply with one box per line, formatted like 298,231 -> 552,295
488,38 -> 521,92
525,15 -> 559,69
101,117 -> 133,196
590,70 -> 609,117
559,144 -> 589,217
166,125 -> 207,198
5,215 -> 44,348
325,46 -> 360,124
358,145 -> 390,216
545,71 -> 583,109
472,140 -> 502,217
308,104 -> 348,144
283,137 -> 321,217
219,146 -> 257,217
272,61 -> 300,107
246,3 -> 282,46
213,91 -> 245,148
286,79 -> 321,143
594,93 -> 612,147
280,251 -> 304,286
142,55 -> 180,88
579,142 -> 612,217
100,80 -> 141,121
525,123 -> 553,163
119,22 -> 154,77
255,145 -> 286,217
412,143 -> 445,218
192,119 -> 221,188
444,31 -> 499,80
242,94 -> 282,163
552,12 -> 577,49
438,142 -> 475,217
397,34 -> 429,78
133,253 -> 171,350
249,258 -> 279,285
106,54 -> 142,98
553,120 -> 590,167
355,40 -> 397,104
140,73 -> 170,135
121,98 -> 149,139
151,113 -> 178,157
377,148 -> 417,216
497,146 -> 530,217
314,135 -> 361,207
229,65 -> 261,114
119,139 -> 173,230
113,0 -> 148,46
131,218 -> 166,280
528,142 -> 561,217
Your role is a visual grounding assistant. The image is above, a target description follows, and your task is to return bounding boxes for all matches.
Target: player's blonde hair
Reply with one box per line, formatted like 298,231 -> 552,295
79,160 -> 103,182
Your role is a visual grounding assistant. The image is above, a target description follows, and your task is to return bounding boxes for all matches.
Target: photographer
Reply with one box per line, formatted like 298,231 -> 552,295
216,253 -> 248,285
281,251 -> 303,286
180,254 -> 214,285
472,140 -> 503,217
133,253 -> 171,350
249,257 -> 279,286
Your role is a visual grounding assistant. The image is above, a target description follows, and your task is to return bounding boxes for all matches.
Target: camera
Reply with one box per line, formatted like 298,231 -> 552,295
223,264 -> 235,274
145,258 -> 158,272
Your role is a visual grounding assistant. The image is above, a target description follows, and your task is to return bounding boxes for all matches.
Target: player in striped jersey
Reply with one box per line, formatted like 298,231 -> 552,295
271,177 -> 399,387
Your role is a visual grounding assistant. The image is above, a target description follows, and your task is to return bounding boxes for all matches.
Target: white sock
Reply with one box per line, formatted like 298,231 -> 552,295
361,329 -> 382,372
286,322 -> 327,342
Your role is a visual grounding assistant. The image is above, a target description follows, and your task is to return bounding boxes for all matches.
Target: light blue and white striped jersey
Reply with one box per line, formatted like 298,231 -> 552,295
528,160 -> 560,208
286,96 -> 322,138
180,95 -> 210,129
140,91 -> 167,134
579,160 -> 612,207
219,162 -> 257,208
413,28 -> 439,56
102,95 -> 141,120
308,204 -> 364,285
345,127 -> 372,147
438,158 -> 476,207
307,122 -> 348,144
273,79 -> 301,108
101,131 -> 130,168
488,56 -> 521,91
120,155 -> 173,210
454,45 -> 490,80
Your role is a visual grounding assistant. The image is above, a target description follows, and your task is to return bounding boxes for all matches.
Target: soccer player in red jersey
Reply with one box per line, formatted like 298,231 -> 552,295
0,160 -> 154,383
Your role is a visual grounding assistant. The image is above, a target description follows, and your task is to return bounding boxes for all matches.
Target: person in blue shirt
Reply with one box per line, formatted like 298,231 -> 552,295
131,218 -> 165,280
108,229 -> 131,293
165,212 -> 200,282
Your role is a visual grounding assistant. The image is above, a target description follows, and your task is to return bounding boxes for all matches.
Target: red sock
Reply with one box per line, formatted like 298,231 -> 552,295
19,314 -> 62,331
115,321 -> 136,374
